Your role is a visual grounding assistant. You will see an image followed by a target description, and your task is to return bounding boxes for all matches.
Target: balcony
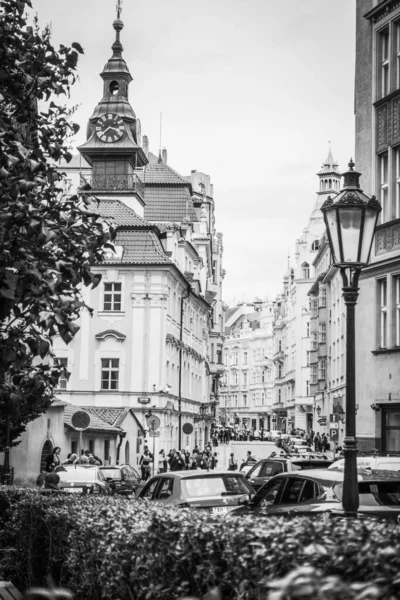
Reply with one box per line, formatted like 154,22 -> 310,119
80,173 -> 144,199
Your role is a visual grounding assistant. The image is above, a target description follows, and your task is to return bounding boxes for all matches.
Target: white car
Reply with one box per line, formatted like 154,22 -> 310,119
329,456 -> 400,471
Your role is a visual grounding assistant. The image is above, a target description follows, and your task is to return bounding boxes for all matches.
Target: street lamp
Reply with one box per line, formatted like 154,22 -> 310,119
321,159 -> 381,516
316,405 -> 322,418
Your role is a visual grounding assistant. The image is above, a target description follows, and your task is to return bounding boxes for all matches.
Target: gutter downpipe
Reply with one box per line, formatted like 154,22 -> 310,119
178,286 -> 191,449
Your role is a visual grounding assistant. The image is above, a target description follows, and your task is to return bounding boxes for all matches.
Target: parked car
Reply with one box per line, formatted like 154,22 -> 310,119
100,464 -> 143,496
55,465 -> 111,495
245,455 -> 335,491
137,470 -> 255,515
328,455 -> 400,472
228,468 -> 400,522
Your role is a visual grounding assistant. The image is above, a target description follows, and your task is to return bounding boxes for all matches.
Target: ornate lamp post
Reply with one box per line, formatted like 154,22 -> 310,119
321,159 -> 381,516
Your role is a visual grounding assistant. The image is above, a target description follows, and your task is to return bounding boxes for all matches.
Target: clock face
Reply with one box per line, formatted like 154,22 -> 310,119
96,113 -> 125,143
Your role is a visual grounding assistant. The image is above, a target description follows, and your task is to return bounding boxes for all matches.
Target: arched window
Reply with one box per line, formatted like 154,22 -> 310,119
311,240 -> 320,251
329,179 -> 332,189
109,81 -> 119,95
302,262 -> 310,279
124,441 -> 130,464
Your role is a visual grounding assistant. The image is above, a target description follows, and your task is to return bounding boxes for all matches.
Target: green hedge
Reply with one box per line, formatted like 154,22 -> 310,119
1,487 -> 400,599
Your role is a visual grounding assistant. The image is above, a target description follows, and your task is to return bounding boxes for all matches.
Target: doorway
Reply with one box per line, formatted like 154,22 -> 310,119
40,440 -> 53,473
381,405 -> 400,454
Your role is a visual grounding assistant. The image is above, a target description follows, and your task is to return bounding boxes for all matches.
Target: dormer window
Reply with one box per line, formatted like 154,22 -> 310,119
109,81 -> 119,95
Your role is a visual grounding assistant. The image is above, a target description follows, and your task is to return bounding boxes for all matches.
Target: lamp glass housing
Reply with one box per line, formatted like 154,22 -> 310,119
323,203 -> 380,267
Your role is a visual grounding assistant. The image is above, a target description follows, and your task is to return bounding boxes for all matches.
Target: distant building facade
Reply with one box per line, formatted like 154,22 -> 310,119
220,302 -> 275,432
271,151 -> 339,433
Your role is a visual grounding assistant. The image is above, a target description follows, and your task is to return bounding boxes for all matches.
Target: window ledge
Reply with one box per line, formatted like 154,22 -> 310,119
98,311 -> 125,316
371,347 -> 400,355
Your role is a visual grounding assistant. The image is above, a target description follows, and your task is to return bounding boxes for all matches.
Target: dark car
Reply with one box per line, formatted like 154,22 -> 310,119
137,470 -> 255,515
55,465 -> 111,495
100,464 -> 142,496
245,455 -> 335,491
228,468 -> 400,522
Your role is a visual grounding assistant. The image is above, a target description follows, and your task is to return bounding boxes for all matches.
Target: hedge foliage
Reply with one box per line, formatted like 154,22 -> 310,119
1,487 -> 400,599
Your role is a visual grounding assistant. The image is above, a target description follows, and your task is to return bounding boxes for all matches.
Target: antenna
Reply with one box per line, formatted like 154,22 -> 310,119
116,0 -> 123,18
159,111 -> 162,153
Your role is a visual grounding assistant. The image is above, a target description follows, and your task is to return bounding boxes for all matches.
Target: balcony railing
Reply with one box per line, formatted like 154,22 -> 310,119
80,173 -> 144,199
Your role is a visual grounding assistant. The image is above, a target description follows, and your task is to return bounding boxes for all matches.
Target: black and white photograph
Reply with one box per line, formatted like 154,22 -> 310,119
1,1 -> 400,599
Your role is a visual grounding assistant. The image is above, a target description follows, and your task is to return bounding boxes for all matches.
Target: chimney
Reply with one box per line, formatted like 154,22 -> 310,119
143,135 -> 149,157
162,147 -> 168,164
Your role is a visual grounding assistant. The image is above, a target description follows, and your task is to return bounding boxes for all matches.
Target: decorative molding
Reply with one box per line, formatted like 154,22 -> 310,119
365,0 -> 400,23
359,257 -> 400,279
375,220 -> 400,256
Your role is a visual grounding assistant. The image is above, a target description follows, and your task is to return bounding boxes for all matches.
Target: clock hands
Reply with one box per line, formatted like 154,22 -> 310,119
103,125 -> 119,134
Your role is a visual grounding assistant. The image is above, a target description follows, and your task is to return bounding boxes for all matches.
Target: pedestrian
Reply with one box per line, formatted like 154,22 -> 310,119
321,433 -> 329,452
61,452 -> 78,465
211,451 -> 218,470
139,448 -> 153,481
158,450 -> 167,473
190,451 -> 198,469
199,451 -> 209,470
228,453 -> 238,471
314,432 -> 322,452
45,447 -> 61,472
240,450 -> 257,471
184,450 -> 191,470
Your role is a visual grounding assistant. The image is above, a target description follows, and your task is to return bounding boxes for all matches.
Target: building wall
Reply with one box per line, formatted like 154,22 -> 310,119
355,0 -> 400,452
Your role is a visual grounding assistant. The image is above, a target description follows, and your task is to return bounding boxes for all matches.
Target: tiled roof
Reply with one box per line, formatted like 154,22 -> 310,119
103,229 -> 172,265
143,187 -> 197,222
143,160 -> 189,185
63,404 -> 124,433
96,199 -> 150,228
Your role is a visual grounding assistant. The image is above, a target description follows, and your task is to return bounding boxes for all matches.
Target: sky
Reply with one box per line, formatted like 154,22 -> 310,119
31,0 -> 356,306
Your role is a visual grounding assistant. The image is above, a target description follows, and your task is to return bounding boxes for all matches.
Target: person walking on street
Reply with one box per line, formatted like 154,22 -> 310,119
228,453 -> 238,471
139,448 -> 153,481
314,432 -> 322,452
158,450 -> 167,473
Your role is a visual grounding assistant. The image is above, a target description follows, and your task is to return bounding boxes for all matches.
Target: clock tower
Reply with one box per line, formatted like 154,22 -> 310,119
78,4 -> 148,215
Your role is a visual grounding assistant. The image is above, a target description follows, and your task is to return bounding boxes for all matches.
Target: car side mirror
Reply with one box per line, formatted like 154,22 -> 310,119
238,494 -> 250,505
265,492 -> 277,505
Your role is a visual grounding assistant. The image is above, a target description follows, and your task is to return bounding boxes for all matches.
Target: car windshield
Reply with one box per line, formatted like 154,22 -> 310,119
57,467 -> 101,482
101,468 -> 122,481
181,475 -> 251,498
334,481 -> 400,505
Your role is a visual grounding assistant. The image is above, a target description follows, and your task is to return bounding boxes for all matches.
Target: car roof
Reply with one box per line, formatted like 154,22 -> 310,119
147,470 -> 245,480
255,455 -> 331,463
273,468 -> 400,482
59,465 -> 98,469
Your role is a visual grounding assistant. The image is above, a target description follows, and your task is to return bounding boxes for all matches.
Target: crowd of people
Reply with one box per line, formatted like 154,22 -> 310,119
139,444 -> 219,481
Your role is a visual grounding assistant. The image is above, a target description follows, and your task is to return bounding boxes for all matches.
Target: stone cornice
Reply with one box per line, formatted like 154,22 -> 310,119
364,0 -> 400,23
359,257 -> 400,279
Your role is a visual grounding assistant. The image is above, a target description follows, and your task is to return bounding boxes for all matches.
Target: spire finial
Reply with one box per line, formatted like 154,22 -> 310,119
116,0 -> 123,18
112,0 -> 124,55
